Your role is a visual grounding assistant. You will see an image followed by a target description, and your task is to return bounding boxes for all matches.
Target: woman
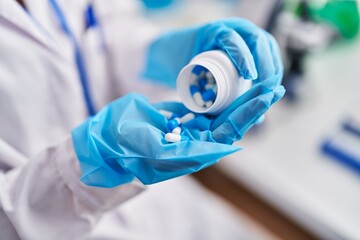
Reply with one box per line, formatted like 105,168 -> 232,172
0,0 -> 284,239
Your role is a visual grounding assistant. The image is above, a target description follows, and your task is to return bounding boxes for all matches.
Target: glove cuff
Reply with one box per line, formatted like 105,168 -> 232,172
71,118 -> 135,188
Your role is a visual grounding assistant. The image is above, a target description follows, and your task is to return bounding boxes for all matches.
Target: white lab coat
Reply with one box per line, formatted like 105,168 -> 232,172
0,0 -> 250,239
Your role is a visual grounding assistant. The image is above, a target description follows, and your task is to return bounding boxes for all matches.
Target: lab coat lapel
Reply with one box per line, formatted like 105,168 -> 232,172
0,0 -> 61,54
24,0 -> 89,44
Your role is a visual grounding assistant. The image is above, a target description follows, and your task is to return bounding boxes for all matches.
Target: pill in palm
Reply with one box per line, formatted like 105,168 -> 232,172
159,110 -> 179,120
160,111 -> 194,143
180,112 -> 195,124
165,133 -> 182,143
172,127 -> 182,135
167,118 -> 181,131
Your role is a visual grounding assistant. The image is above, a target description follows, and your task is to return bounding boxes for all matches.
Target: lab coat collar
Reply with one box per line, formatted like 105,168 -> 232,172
0,0 -> 62,55
24,0 -> 89,43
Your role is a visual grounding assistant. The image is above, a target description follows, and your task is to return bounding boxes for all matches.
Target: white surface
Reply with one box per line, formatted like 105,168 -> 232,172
219,40 -> 360,240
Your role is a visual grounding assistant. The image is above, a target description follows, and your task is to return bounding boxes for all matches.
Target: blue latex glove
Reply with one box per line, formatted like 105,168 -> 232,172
156,77 -> 285,145
72,80 -> 284,188
143,18 -> 282,89
71,93 -> 238,187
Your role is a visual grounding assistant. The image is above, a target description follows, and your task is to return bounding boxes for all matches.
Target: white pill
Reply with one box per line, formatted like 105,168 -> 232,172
167,118 -> 181,131
198,71 -> 206,78
159,110 -> 173,119
165,133 -> 182,143
180,112 -> 195,124
205,101 -> 213,108
190,73 -> 197,83
213,85 -> 218,93
208,78 -> 215,84
193,92 -> 205,107
172,127 -> 182,135
206,71 -> 213,78
173,117 -> 181,124
205,83 -> 215,90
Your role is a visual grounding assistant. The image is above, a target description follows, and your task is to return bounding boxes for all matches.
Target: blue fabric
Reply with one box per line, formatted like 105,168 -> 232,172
143,18 -> 283,89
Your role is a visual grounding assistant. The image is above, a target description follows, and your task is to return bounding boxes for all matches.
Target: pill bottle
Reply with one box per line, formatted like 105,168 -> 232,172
177,50 -> 252,115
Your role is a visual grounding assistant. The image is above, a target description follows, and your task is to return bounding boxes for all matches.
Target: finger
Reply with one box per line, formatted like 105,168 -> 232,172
199,24 -> 258,80
272,84 -> 286,105
211,86 -> 285,144
211,75 -> 283,130
182,116 -> 212,131
222,19 -> 278,81
255,114 -> 265,125
216,28 -> 258,79
152,101 -> 190,117
212,92 -> 275,144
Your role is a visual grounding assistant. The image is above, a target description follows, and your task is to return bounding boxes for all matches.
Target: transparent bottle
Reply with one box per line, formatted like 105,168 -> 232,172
177,50 -> 252,115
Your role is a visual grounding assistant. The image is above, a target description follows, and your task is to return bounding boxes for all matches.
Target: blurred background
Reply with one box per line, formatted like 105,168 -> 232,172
141,0 -> 360,239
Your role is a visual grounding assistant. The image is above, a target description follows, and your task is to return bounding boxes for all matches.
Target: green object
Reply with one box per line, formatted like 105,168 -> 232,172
308,0 -> 360,39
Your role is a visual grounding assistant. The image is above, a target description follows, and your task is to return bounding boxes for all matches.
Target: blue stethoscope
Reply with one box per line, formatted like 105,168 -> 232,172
49,0 -> 97,116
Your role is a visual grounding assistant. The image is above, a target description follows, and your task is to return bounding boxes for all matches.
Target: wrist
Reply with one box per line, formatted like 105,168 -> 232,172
71,118 -> 135,188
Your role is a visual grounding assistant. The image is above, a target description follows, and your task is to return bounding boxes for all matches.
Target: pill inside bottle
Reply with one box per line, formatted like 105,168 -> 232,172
177,50 -> 252,115
188,67 -> 217,109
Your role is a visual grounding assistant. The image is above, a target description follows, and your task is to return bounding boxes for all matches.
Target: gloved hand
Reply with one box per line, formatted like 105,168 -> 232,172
142,18 -> 282,89
155,77 -> 285,145
72,81 -> 284,187
71,93 -> 237,188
